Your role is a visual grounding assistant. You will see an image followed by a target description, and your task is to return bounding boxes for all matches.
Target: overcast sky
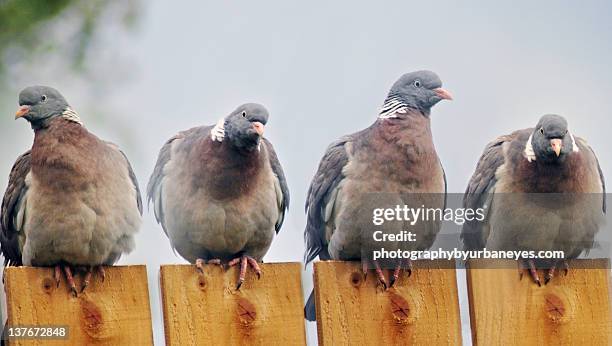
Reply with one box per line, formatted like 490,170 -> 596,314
1,1 -> 611,344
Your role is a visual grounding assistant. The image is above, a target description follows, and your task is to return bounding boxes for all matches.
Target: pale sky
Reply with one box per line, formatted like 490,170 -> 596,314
1,1 -> 611,344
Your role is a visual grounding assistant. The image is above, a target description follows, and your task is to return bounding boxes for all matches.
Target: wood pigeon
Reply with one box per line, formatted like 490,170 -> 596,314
1,86 -> 143,295
303,71 -> 452,321
461,114 -> 606,285
147,103 -> 289,289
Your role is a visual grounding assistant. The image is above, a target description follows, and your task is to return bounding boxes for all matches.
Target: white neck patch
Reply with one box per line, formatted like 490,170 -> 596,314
378,107 -> 408,119
61,107 -> 83,126
524,133 -> 536,162
378,97 -> 408,119
569,132 -> 580,153
524,131 -> 580,162
210,118 -> 225,142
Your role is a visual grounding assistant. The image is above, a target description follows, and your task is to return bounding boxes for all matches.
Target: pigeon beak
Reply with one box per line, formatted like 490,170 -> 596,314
433,88 -> 453,100
15,105 -> 30,119
252,122 -> 265,135
550,138 -> 562,157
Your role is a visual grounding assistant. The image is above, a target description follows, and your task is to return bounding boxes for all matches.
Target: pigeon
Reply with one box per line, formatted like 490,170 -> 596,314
461,114 -> 606,285
147,103 -> 289,289
0,86 -> 142,295
303,71 -> 452,321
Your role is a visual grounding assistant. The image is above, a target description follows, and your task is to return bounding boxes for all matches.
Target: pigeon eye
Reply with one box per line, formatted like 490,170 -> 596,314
539,128 -> 544,134
413,80 -> 422,88
242,111 -> 247,118
41,95 -> 47,102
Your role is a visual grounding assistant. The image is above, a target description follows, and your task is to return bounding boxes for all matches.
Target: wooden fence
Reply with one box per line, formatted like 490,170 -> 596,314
4,265 -> 152,346
466,259 -> 612,346
2,260 -> 611,345
313,260 -> 461,345
159,263 -> 305,345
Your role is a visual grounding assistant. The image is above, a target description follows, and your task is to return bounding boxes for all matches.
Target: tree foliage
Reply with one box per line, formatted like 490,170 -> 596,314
0,0 -> 139,79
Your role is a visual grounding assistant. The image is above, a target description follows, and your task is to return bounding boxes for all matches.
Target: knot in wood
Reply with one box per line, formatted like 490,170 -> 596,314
80,299 -> 104,337
42,277 -> 54,293
197,275 -> 206,290
389,291 -> 412,324
350,272 -> 363,287
544,293 -> 566,323
237,297 -> 257,326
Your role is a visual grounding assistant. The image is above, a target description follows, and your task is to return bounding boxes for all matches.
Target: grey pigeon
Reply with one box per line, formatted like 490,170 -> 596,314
461,114 -> 606,285
303,71 -> 452,321
147,103 -> 289,289
1,86 -> 143,295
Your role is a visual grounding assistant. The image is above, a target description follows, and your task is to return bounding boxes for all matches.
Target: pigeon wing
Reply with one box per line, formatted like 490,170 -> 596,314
1,151 -> 32,266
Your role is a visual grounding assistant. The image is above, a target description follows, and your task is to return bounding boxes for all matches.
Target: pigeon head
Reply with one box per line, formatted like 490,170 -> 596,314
223,103 -> 269,151
379,70 -> 452,118
15,86 -> 71,128
529,114 -> 577,163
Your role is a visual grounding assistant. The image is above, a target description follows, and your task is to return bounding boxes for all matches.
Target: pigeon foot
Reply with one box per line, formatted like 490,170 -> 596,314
194,258 -> 207,283
62,265 -> 78,296
389,259 -> 413,288
373,260 -> 387,290
53,264 -> 102,295
54,265 -> 62,288
544,265 -> 555,285
544,259 -> 570,285
195,258 -> 206,274
206,259 -> 222,265
194,258 -> 225,285
561,260 -> 570,276
82,266 -> 93,292
81,265 -> 105,293
361,259 -> 389,289
228,255 -> 262,290
518,259 -> 541,286
361,259 -> 369,282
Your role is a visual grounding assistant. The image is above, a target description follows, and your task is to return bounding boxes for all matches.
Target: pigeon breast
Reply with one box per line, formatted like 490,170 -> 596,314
21,118 -> 142,266
325,113 -> 446,260
158,126 -> 281,263
462,126 -> 605,258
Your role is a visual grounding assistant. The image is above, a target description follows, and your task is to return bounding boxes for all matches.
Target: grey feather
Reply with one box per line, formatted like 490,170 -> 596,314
461,134 -> 514,250
106,142 -> 143,215
585,142 -> 606,213
262,138 -> 290,234
146,130 -> 192,237
0,151 -> 31,266
304,134 -> 353,263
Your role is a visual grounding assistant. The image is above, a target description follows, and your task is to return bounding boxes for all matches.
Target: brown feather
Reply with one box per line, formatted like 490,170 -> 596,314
192,137 -> 265,201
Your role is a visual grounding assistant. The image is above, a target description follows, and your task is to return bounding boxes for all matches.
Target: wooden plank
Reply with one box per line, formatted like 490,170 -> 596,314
159,262 -> 306,346
466,259 -> 612,346
313,260 -> 461,346
4,265 -> 153,346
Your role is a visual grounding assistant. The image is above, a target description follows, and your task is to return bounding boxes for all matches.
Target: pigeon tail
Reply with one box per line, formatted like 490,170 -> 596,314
304,289 -> 316,321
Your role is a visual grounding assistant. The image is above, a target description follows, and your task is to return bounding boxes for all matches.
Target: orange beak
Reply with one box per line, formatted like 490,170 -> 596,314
433,88 -> 453,100
252,122 -> 265,135
550,138 -> 562,157
15,105 -> 30,119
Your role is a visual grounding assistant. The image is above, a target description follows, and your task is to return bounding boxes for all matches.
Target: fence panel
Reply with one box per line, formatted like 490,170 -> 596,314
313,260 -> 461,345
159,262 -> 306,345
466,259 -> 612,346
4,265 -> 153,346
